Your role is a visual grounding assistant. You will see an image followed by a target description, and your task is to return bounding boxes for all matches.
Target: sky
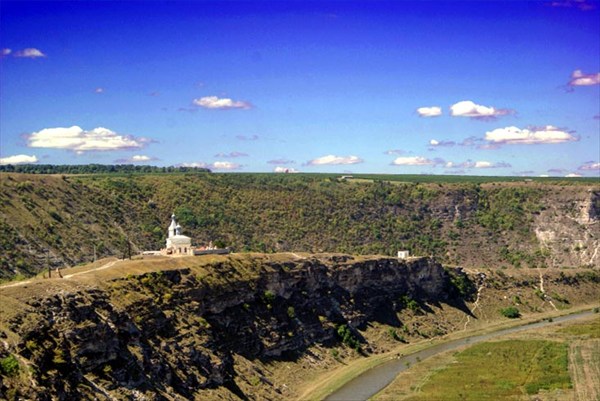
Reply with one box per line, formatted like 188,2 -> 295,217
1,0 -> 599,176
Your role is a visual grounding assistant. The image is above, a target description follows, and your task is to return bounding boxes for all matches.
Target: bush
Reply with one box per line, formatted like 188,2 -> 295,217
336,324 -> 361,351
0,355 -> 19,377
501,307 -> 521,318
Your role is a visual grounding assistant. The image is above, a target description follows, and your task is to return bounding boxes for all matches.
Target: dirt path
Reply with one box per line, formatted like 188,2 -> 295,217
537,268 -> 558,311
462,269 -> 485,331
569,339 -> 600,401
0,259 -> 122,289
63,260 -> 120,279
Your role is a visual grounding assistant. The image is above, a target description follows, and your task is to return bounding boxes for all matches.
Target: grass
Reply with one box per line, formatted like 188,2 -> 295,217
385,339 -> 570,401
373,315 -> 600,401
558,318 -> 600,338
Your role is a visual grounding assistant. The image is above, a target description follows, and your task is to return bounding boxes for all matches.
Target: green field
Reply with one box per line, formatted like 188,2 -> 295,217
401,340 -> 571,401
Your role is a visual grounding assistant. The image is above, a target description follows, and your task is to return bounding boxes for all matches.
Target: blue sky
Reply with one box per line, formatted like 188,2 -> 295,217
1,0 -> 599,176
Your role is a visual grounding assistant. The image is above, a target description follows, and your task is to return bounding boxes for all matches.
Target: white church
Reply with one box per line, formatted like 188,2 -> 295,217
152,213 -> 229,257
162,214 -> 193,255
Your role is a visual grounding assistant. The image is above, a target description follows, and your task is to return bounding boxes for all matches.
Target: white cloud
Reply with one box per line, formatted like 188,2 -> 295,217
485,125 -> 578,145
95,87 -> 104,94
578,161 -> 600,171
14,48 -> 46,58
212,161 -> 241,170
445,160 -> 511,169
306,155 -> 363,166
179,162 -> 208,168
565,173 -> 582,177
429,139 -> 455,147
114,155 -> 158,163
417,106 -> 442,117
392,156 -> 435,166
0,154 -> 38,165
26,126 -> 151,152
450,100 -> 513,119
1,48 -> 11,56
274,166 -> 299,173
569,70 -> 600,86
193,96 -> 252,110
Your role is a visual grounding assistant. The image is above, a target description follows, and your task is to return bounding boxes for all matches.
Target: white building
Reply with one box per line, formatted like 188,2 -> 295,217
397,250 -> 410,259
164,214 -> 193,255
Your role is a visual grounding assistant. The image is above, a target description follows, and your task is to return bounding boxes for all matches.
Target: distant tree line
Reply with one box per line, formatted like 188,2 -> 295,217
0,164 -> 211,174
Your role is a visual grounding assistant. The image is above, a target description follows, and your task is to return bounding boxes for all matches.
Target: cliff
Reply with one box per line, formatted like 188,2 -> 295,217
1,254 -> 598,400
0,255 -> 467,400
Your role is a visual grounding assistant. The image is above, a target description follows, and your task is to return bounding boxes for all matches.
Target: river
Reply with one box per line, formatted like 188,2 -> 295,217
324,310 -> 595,401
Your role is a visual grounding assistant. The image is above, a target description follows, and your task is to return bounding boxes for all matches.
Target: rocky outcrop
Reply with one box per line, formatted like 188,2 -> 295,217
0,256 -> 467,400
533,188 -> 600,268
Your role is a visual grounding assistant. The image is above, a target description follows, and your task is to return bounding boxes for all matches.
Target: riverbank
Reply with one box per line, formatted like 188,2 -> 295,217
298,304 -> 600,401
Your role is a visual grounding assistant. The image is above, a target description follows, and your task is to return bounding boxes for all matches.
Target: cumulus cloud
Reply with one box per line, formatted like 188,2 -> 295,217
214,151 -> 248,158
13,48 -> 46,58
306,155 -> 363,166
1,48 -> 11,56
94,87 -> 104,94
578,161 -> 600,171
236,134 -> 259,141
274,166 -> 299,173
568,70 -> 600,86
445,160 -> 511,169
0,154 -> 38,165
26,126 -> 152,152
392,156 -> 437,166
212,161 -> 241,170
178,161 -> 241,170
114,155 -> 158,163
450,100 -> 514,120
268,158 -> 295,165
179,162 -> 209,168
416,106 -> 442,117
193,96 -> 252,110
485,125 -> 578,145
565,173 -> 582,177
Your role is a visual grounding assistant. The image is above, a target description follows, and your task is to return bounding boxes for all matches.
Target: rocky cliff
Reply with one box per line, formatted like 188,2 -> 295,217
1,254 -> 599,400
0,255 -> 467,400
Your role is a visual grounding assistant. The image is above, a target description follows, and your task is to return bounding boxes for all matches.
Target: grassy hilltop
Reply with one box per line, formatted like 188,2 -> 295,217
0,171 -> 598,280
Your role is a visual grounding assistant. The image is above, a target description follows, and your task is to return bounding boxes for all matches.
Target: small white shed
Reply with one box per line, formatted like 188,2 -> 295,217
397,250 -> 410,259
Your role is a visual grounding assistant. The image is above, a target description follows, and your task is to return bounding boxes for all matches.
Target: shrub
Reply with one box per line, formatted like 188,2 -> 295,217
0,355 -> 19,377
263,290 -> 275,304
501,307 -> 521,318
336,324 -> 361,351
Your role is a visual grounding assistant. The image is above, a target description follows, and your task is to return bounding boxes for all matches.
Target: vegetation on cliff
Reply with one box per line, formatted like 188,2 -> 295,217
1,172 -> 598,280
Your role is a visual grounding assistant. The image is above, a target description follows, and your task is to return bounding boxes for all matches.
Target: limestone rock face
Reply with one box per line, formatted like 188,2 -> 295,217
0,256 -> 461,400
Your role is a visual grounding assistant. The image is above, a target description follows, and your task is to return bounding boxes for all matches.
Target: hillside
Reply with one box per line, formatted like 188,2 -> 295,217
0,254 -> 598,400
0,172 -> 598,280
